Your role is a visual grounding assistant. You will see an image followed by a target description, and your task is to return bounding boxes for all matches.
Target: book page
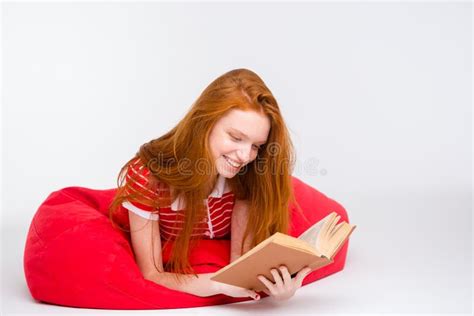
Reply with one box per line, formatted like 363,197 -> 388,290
297,212 -> 333,247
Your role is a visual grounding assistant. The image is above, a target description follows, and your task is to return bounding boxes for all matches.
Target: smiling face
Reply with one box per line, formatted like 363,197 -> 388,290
208,108 -> 271,178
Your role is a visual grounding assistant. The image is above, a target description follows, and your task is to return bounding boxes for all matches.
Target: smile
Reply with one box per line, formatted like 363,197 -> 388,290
223,155 -> 242,169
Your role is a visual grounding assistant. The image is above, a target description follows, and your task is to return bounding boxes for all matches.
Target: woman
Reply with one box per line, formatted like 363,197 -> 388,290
108,68 -> 312,302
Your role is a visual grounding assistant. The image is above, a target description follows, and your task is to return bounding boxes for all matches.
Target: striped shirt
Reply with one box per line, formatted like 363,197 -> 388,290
119,157 -> 234,241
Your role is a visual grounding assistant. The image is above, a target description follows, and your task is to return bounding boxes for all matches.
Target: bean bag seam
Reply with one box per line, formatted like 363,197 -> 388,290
35,188 -> 111,244
103,245 -> 226,308
39,220 -> 126,298
104,279 -> 166,309
103,243 -> 173,309
31,218 -> 46,248
59,190 -> 105,216
41,218 -> 109,247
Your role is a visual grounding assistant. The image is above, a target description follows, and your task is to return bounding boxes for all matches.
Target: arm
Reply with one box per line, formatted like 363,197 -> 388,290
230,199 -> 253,263
128,210 -> 216,297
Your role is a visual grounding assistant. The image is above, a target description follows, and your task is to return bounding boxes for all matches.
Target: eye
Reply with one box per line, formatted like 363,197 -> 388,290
229,134 -> 242,142
229,132 -> 262,150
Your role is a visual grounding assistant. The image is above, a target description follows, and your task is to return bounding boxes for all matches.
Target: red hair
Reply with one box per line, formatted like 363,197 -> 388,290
108,68 -> 305,284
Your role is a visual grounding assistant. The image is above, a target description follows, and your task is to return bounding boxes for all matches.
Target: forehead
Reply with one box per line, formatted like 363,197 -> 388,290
217,108 -> 270,139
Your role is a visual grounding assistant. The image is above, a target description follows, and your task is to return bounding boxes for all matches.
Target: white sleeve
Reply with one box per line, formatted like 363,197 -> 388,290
122,200 -> 159,221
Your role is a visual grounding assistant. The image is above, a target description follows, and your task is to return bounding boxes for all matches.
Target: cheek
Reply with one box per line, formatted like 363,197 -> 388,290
217,139 -> 236,154
210,137 -> 231,158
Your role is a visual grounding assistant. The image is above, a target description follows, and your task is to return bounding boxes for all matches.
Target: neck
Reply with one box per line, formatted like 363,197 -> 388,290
205,173 -> 220,196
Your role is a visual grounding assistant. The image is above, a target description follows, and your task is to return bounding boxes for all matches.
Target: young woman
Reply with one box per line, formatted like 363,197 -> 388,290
108,68 -> 312,302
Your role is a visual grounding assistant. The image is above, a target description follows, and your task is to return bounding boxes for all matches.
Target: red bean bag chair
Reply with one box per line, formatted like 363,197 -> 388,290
23,176 -> 352,309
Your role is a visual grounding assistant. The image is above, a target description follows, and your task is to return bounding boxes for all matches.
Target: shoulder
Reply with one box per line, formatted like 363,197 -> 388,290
125,157 -> 168,196
126,157 -> 150,179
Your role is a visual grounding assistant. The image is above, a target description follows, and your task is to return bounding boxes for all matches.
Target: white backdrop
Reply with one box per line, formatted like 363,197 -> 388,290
2,1 -> 472,315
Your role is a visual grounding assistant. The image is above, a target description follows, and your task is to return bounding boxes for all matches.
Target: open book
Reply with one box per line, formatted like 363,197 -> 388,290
210,212 -> 357,292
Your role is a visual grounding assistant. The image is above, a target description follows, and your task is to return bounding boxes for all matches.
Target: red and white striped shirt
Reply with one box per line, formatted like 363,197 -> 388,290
119,157 -> 234,241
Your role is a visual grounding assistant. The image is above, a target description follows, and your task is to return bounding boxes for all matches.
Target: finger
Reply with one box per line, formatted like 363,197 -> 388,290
279,265 -> 292,286
270,268 -> 284,288
247,290 -> 260,300
257,275 -> 276,294
262,288 -> 271,296
294,267 -> 312,287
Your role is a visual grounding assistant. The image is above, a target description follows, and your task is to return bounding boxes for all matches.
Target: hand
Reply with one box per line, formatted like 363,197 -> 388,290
211,280 -> 261,301
257,265 -> 312,302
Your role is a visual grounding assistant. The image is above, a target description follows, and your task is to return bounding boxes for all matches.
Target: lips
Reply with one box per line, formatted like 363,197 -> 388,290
223,155 -> 242,168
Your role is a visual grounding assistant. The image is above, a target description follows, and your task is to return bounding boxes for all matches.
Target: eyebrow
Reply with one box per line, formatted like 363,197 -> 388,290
230,128 -> 267,145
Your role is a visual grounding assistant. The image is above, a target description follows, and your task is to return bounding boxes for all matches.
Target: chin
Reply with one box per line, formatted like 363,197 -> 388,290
217,163 -> 240,178
218,168 -> 237,178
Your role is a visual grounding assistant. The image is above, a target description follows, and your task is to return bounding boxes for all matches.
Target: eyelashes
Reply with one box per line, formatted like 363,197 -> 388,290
229,134 -> 261,150
230,134 -> 242,142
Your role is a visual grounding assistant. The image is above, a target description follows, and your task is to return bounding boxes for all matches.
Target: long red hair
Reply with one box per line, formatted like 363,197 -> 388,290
108,68 -> 305,284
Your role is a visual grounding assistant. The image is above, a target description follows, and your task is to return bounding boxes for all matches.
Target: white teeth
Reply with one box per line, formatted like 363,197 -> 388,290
224,155 -> 241,168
